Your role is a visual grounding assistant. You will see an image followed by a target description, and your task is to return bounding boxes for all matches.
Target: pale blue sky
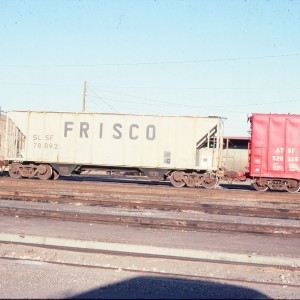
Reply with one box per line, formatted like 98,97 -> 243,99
1,0 -> 300,136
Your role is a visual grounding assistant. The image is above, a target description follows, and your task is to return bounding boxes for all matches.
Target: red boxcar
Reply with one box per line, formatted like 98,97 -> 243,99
250,113 -> 300,192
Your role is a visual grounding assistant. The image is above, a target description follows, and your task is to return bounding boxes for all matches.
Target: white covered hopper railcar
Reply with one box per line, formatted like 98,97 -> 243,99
5,111 -> 224,188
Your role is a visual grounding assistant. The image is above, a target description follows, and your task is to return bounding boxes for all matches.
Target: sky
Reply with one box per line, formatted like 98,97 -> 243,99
1,0 -> 300,136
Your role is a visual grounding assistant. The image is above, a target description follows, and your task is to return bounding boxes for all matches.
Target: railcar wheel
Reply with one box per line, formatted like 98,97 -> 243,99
50,169 -> 60,180
170,171 -> 186,187
9,163 -> 22,179
37,164 -> 53,180
202,173 -> 219,189
285,180 -> 300,193
252,179 -> 268,192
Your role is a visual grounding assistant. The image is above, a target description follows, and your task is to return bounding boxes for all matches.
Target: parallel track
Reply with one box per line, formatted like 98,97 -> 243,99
1,242 -> 300,288
0,177 -> 300,220
0,204 -> 299,236
0,176 -> 299,235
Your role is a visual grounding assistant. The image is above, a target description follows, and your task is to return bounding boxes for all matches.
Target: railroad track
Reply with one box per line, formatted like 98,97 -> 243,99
2,176 -> 300,202
1,189 -> 300,220
0,178 -> 300,220
0,200 -> 299,236
1,237 -> 300,291
1,176 -> 299,236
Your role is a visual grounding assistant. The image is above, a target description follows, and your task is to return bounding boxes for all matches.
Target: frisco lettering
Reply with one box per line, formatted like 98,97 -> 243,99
64,121 -> 156,141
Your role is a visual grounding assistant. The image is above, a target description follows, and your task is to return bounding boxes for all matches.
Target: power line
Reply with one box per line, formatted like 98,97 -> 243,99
88,84 -> 300,91
89,87 -> 300,109
86,96 -> 108,112
85,53 -> 300,66
1,53 -> 299,67
87,86 -> 118,112
1,81 -> 300,91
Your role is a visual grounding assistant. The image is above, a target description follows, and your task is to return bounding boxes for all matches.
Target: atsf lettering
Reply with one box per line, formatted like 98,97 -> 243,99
275,147 -> 296,154
64,122 -> 156,141
272,147 -> 299,164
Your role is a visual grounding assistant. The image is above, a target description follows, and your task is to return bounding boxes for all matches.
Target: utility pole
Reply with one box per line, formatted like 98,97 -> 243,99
82,80 -> 87,112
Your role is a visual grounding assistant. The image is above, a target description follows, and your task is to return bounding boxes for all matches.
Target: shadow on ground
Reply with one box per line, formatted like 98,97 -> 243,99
70,275 -> 269,299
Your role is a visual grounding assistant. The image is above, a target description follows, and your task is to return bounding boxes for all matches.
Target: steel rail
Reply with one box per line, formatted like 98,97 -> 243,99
1,252 -> 300,289
0,206 -> 299,236
0,189 -> 299,220
2,176 -> 300,202
2,180 -> 300,204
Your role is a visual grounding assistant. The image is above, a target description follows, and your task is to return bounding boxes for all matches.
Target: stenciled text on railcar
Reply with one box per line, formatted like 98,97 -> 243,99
64,121 -> 156,141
